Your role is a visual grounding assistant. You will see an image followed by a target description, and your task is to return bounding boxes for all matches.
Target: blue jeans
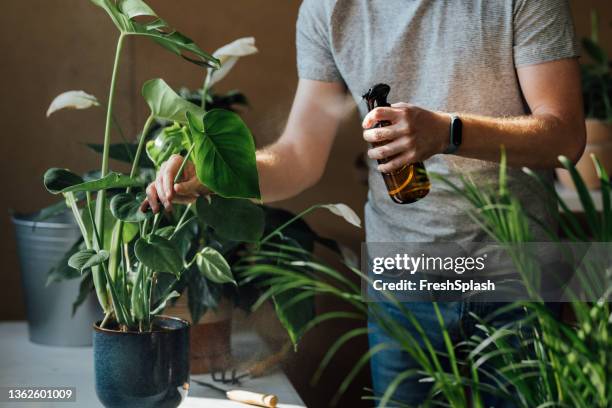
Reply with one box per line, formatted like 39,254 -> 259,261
368,301 -> 533,407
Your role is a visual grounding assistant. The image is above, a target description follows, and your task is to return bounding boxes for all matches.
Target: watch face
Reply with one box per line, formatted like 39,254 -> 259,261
451,116 -> 462,146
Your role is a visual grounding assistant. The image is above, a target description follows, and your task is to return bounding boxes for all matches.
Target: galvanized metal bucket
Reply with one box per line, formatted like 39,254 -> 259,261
12,211 -> 102,346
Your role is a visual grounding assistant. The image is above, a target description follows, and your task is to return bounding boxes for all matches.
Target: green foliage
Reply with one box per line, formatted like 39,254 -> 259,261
195,247 -> 235,285
110,192 -> 151,222
196,196 -> 264,242
44,0 -> 262,332
241,153 -> 611,407
68,249 -> 110,272
142,79 -> 205,124
145,123 -> 188,167
44,168 -> 142,194
134,236 -> 183,276
188,110 -> 260,199
89,0 -> 219,69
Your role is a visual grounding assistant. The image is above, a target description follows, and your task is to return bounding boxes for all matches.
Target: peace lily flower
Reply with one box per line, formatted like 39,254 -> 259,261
323,203 -> 362,228
46,90 -> 100,117
207,37 -> 258,88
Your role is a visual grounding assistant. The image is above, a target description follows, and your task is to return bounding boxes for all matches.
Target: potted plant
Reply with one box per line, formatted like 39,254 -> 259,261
558,10 -> 612,190
243,152 -> 611,407
44,2 -> 362,406
42,0 -> 258,406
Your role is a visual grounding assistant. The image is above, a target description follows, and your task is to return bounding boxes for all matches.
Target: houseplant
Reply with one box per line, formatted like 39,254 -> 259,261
45,3 -> 362,406
42,0 -> 258,406
558,10 -> 612,189
242,152 -> 611,407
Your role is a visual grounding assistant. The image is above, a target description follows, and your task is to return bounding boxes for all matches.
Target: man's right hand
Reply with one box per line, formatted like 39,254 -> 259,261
140,154 -> 209,213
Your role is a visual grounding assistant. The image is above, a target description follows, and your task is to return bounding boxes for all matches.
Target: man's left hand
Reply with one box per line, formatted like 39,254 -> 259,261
362,103 -> 450,173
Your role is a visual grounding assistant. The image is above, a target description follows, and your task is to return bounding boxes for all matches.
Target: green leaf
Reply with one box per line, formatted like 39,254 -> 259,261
196,196 -> 264,242
90,0 -> 219,69
150,290 -> 180,315
273,289 -> 316,346
187,270 -> 222,323
44,168 -> 142,194
110,192 -> 152,222
196,247 -> 235,285
68,249 -> 110,272
118,0 -> 157,19
82,201 -> 139,249
188,110 -> 260,199
43,168 -> 84,194
47,239 -> 84,285
145,122 -> 189,167
135,235 -> 183,275
142,79 -> 205,124
72,273 -> 94,316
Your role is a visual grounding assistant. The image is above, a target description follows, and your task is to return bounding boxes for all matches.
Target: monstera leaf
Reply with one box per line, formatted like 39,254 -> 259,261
146,123 -> 189,167
44,168 -> 142,194
142,79 -> 205,125
187,110 -> 260,199
90,0 -> 219,69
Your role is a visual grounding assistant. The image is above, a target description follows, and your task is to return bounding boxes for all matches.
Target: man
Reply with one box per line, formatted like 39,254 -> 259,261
144,0 -> 585,405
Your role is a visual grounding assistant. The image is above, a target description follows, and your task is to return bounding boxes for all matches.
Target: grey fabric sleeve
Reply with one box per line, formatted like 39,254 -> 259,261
296,0 -> 343,82
513,0 -> 580,67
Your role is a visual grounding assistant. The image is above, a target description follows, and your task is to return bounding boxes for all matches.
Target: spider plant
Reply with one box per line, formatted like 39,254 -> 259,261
240,152 -> 610,407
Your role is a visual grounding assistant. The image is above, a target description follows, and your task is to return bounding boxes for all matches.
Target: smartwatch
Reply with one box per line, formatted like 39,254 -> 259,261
443,115 -> 462,154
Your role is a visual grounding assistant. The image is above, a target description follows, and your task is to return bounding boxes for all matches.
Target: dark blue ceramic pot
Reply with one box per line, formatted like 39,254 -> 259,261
93,316 -> 190,408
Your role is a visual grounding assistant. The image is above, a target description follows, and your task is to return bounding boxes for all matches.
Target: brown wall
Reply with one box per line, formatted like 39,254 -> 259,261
1,1 -> 611,407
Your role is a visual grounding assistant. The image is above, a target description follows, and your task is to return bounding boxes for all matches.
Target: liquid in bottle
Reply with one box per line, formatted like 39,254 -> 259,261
363,84 -> 430,204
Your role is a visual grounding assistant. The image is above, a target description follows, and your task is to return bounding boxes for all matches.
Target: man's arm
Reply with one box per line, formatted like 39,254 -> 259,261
363,58 -> 586,171
256,79 -> 345,202
142,79 -> 344,212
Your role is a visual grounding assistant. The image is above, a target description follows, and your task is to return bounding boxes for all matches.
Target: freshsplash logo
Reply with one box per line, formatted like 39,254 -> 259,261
371,253 -> 488,275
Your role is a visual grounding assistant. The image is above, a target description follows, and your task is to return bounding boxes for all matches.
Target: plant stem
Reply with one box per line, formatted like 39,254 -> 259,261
174,143 -> 196,184
201,70 -> 214,109
260,205 -> 322,245
96,32 -> 126,247
100,311 -> 113,329
149,213 -> 162,237
65,192 -> 91,248
128,113 -> 155,182
169,203 -> 193,240
93,33 -> 126,312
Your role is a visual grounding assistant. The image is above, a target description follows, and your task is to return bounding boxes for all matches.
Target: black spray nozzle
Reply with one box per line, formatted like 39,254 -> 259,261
362,83 -> 391,111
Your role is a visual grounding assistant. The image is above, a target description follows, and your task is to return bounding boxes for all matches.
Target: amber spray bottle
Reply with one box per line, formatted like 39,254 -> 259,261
363,84 -> 430,204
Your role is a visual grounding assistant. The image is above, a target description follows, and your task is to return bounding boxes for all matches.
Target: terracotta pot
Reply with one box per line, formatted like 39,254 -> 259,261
557,120 -> 612,190
165,296 -> 233,374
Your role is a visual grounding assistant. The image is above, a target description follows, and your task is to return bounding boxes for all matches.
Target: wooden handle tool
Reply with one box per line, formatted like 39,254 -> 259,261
226,390 -> 278,408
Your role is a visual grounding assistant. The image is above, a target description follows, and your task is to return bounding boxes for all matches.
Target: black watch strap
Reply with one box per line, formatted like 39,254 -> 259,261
443,115 -> 462,155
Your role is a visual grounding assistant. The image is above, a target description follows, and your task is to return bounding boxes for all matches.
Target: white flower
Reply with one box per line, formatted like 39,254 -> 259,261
46,91 -> 100,117
207,37 -> 258,88
322,203 -> 362,228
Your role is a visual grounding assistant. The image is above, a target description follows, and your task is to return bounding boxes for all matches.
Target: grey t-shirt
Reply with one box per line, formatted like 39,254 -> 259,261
296,0 -> 579,245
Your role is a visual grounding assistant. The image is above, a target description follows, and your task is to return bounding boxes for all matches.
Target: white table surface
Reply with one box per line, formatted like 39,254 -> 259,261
0,322 -> 305,408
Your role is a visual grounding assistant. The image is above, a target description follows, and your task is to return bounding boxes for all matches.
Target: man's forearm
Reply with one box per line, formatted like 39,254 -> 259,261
256,141 -> 321,203
455,111 -> 586,168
